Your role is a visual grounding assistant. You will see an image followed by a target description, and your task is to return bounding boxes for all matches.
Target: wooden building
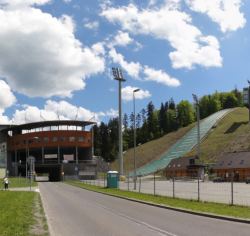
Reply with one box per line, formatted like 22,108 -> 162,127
165,156 -> 205,179
212,152 -> 250,182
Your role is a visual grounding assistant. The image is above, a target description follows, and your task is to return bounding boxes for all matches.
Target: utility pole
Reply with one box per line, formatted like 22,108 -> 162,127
112,68 -> 126,176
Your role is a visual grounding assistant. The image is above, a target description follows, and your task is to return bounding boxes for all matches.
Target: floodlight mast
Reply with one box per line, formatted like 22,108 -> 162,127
192,94 -> 201,160
112,68 -> 126,176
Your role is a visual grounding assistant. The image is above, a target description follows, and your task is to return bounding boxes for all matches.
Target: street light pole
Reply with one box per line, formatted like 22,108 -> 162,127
133,88 -> 140,190
112,68 -> 126,176
192,94 -> 201,160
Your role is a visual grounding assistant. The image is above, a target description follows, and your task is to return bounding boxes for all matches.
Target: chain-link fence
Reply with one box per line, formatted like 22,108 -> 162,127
82,171 -> 250,206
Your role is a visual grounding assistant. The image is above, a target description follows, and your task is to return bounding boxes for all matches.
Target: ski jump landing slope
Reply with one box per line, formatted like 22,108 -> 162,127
132,109 -> 232,177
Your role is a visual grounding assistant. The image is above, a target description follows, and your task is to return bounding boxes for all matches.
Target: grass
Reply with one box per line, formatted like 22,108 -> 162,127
186,107 -> 250,163
0,177 -> 37,189
0,191 -> 49,236
66,180 -> 250,220
112,123 -> 195,173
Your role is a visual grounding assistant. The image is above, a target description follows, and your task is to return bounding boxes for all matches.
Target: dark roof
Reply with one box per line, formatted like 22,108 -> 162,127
1,120 -> 96,133
166,156 -> 204,170
213,152 -> 250,170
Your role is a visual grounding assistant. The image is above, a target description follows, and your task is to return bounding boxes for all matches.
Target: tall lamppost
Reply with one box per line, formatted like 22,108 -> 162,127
133,88 -> 140,190
112,68 -> 126,176
248,80 -> 250,124
192,94 -> 200,160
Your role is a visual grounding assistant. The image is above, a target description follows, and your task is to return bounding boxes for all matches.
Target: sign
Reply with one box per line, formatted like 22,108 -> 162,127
63,154 -> 74,161
44,154 -> 57,159
243,87 -> 249,105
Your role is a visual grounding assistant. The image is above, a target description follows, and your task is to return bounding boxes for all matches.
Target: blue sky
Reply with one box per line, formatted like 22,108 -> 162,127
0,0 -> 249,124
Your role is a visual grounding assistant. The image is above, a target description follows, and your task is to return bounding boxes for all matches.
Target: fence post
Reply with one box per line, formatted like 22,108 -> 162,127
198,173 -> 200,202
154,172 -> 156,196
173,173 -> 175,198
104,173 -> 106,187
139,176 -> 141,193
231,172 -> 234,205
128,175 -> 130,191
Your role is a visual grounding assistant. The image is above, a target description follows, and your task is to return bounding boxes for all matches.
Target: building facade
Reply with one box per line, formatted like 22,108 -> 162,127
0,120 -> 96,181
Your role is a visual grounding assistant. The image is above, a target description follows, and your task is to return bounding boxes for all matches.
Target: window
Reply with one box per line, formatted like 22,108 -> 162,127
60,137 -> 66,142
78,136 -> 85,142
69,136 -> 75,142
52,137 -> 58,142
44,137 -> 49,143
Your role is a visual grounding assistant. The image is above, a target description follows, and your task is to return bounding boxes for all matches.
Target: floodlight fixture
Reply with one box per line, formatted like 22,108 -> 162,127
112,67 -> 126,175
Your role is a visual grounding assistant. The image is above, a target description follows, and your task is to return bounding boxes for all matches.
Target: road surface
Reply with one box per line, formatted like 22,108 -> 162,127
39,182 -> 250,236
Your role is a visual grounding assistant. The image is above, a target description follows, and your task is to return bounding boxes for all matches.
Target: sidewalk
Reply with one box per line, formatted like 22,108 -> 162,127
1,186 -> 39,192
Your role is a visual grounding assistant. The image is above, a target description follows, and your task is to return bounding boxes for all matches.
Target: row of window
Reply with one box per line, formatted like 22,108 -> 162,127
12,136 -> 90,146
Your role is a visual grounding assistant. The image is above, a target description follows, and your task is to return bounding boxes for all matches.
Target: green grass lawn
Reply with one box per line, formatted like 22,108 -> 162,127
0,177 -> 37,189
0,191 -> 49,236
67,180 -> 250,220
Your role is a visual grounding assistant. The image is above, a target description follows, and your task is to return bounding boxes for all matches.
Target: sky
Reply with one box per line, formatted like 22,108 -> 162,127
0,0 -> 249,125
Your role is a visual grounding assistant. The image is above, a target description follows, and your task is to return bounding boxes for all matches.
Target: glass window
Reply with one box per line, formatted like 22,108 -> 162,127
60,137 -> 66,142
52,137 -> 58,142
44,137 -> 49,142
78,136 -> 85,142
69,136 -> 75,142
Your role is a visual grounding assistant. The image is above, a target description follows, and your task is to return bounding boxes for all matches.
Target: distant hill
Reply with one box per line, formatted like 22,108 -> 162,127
112,107 -> 250,173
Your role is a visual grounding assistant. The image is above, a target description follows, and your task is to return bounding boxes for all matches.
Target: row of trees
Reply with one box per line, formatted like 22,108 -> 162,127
93,89 -> 243,162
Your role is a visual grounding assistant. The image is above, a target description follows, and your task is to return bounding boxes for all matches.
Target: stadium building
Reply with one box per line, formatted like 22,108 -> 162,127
0,120 -> 97,181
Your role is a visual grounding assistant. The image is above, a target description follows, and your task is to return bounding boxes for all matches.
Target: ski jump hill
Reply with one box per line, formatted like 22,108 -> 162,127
131,109 -> 233,177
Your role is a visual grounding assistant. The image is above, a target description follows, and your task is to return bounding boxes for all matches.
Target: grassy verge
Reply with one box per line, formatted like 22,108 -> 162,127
0,191 -> 49,236
0,177 -> 38,188
66,180 -> 250,220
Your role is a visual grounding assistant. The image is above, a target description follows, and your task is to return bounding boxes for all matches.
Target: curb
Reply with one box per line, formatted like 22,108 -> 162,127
68,183 -> 250,224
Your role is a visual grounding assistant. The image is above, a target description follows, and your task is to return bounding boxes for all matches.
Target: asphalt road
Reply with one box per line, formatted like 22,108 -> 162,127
39,182 -> 250,236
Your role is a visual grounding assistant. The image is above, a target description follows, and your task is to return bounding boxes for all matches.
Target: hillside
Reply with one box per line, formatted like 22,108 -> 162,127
112,107 -> 250,173
111,123 -> 195,174
186,107 -> 250,163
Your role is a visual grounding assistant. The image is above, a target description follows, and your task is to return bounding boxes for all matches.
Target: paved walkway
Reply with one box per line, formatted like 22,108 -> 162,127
1,186 -> 39,192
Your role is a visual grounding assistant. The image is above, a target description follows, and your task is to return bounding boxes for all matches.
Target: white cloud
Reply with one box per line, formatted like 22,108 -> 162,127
9,100 -> 116,124
112,31 -> 133,47
143,66 -> 180,87
109,48 -> 141,78
0,80 -> 16,113
63,0 -> 71,3
0,5 -> 105,98
186,0 -> 246,33
0,0 -> 51,8
91,42 -> 105,56
101,3 -> 222,69
84,20 -> 99,30
122,86 -> 151,101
